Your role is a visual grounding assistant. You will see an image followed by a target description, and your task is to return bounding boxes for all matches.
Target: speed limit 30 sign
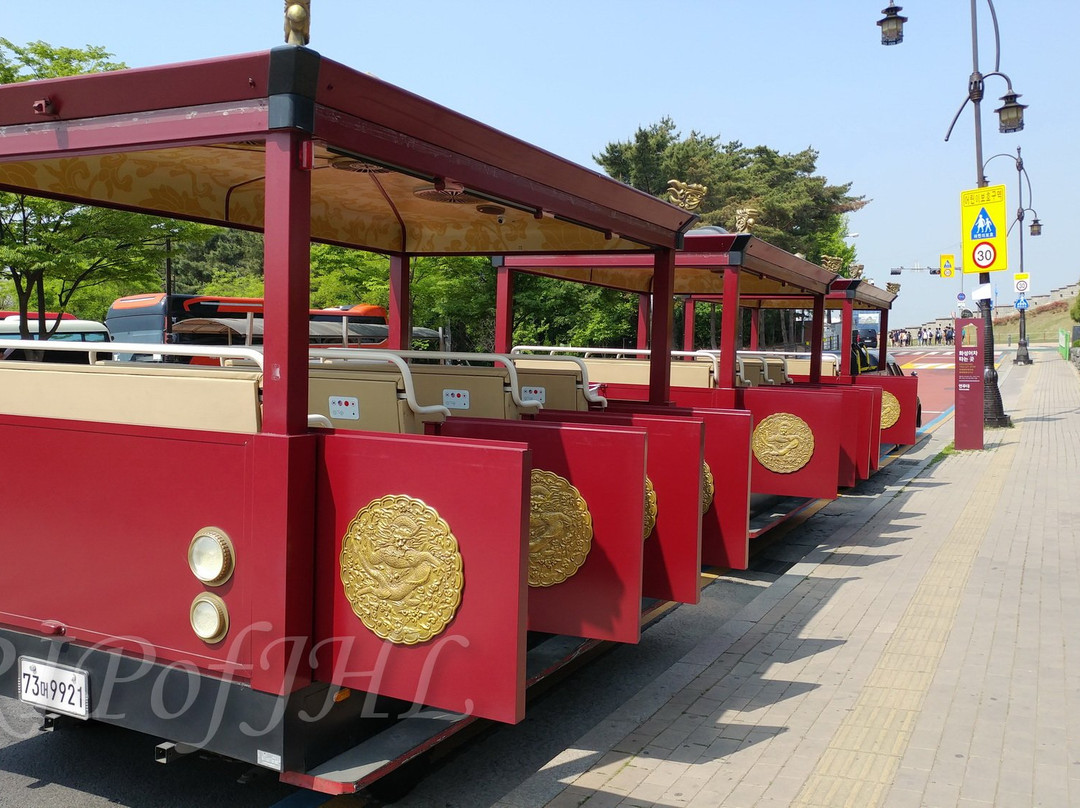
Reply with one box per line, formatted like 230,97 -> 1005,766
1014,273 -> 1030,294
972,241 -> 996,270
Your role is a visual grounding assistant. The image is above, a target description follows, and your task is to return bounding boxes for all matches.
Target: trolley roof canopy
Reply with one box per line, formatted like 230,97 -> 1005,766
500,230 -> 836,298
0,47 -> 695,257
500,229 -> 896,312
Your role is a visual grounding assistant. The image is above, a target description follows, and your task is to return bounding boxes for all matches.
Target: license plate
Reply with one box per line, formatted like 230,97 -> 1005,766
18,657 -> 90,719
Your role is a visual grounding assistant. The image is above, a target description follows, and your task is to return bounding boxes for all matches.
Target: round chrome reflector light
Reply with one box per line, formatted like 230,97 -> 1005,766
189,593 -> 230,644
187,528 -> 235,586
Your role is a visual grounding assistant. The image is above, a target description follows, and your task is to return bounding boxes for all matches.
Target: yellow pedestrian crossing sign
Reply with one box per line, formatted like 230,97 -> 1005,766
940,254 -> 955,278
961,184 -> 1008,273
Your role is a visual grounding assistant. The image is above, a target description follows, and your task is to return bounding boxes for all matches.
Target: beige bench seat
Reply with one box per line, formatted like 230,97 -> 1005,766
308,361 -> 532,431
508,360 -> 592,411
0,361 -> 263,433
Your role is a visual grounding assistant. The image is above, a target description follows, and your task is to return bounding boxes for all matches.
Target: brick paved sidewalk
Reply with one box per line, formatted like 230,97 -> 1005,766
495,355 -> 1080,808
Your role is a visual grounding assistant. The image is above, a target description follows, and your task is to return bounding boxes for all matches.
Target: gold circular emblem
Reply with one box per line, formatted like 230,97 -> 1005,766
643,476 -> 658,539
701,461 -> 715,515
881,391 -> 901,429
752,413 -> 815,474
528,469 -> 593,587
340,495 -> 463,645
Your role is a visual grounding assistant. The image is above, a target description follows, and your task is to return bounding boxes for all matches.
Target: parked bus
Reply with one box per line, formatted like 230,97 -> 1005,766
104,293 -> 441,359
106,294 -> 387,344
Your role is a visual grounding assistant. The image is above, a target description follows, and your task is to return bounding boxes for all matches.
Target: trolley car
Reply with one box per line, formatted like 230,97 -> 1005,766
0,37 -> 914,796
0,42 -> 701,793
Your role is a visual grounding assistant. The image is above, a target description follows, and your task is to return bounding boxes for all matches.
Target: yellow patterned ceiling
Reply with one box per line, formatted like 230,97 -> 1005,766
0,141 -> 647,256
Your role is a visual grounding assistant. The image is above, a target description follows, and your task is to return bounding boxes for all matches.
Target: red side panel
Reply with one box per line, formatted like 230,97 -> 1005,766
855,386 -> 882,474
0,416 -> 258,673
432,418 -> 647,643
735,387 -> 843,500
596,383 -> 739,412
781,383 -> 872,487
603,402 -> 753,570
854,375 -> 919,446
536,411 -> 704,604
314,431 -> 530,724
604,383 -> 843,500
691,408 -> 752,570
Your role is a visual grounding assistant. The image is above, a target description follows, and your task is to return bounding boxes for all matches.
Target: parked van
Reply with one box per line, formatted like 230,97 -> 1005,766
0,317 -> 111,362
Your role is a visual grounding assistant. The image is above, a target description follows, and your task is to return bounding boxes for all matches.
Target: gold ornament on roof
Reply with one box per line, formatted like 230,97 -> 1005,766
735,208 -> 761,232
528,469 -> 593,587
339,495 -> 463,645
752,413 -> 815,474
820,255 -> 843,273
849,263 -> 865,279
886,282 -> 901,294
881,391 -> 901,430
284,1 -> 311,46
666,179 -> 707,211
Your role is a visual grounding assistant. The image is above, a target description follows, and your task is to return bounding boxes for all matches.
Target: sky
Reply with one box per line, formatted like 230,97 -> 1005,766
6,1 -> 1077,329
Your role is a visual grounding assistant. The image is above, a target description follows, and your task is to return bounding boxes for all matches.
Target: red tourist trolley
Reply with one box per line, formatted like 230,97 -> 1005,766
0,37 -> 915,798
0,43 -> 701,793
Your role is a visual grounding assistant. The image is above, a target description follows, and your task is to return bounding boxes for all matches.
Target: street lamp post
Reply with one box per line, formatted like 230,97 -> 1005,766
881,0 -> 1027,428
994,146 -> 1041,365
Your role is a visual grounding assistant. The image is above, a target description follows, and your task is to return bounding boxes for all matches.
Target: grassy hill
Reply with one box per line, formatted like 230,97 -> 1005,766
992,299 -> 1075,345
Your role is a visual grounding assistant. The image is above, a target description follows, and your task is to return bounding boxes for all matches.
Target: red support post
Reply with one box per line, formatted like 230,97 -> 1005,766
388,255 -> 411,350
647,249 -> 676,405
637,294 -> 650,350
749,308 -> 760,350
840,300 -> 855,380
251,130 -> 317,695
878,309 -> 889,371
683,298 -> 695,353
494,266 -> 515,353
809,294 -> 825,383
718,268 -> 740,388
261,131 -> 312,436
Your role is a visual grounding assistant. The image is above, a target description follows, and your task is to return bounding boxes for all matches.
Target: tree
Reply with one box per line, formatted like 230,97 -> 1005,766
167,228 -> 264,294
0,197 -> 188,337
0,38 -> 123,82
0,39 -> 199,337
512,275 -> 638,349
595,120 -> 867,270
596,120 -> 869,352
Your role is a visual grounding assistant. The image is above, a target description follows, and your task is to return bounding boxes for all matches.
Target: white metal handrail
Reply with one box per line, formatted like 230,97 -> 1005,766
305,348 -> 454,418
0,339 -> 266,368
505,350 -> 607,406
511,345 -> 721,382
310,348 -> 541,413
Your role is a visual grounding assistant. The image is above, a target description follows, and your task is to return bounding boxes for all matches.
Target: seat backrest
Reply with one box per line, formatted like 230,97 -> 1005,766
512,364 -> 589,411
582,357 -> 716,389
0,361 -> 262,433
307,366 -> 427,433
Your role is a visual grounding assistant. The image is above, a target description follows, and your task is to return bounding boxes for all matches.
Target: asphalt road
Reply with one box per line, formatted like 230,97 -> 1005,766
0,570 -> 779,808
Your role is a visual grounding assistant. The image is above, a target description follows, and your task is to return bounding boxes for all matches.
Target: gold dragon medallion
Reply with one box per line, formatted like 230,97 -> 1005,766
643,476 -> 658,539
339,495 -> 463,645
881,391 -> 901,430
528,469 -> 593,587
701,461 -> 715,515
752,413 -> 815,474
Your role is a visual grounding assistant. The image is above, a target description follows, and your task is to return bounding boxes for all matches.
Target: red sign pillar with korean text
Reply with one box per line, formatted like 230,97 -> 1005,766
955,318 -> 985,450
